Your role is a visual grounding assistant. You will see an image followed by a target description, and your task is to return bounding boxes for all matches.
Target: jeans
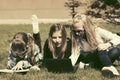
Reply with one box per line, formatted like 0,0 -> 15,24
76,47 -> 120,69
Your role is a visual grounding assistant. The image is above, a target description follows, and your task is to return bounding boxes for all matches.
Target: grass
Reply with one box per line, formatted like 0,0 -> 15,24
0,22 -> 120,80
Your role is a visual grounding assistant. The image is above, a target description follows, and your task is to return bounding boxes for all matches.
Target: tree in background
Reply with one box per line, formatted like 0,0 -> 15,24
65,0 -> 81,18
86,0 -> 120,24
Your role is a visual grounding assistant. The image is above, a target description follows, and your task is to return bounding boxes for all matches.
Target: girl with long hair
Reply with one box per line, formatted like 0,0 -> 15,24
43,24 -> 71,59
70,14 -> 120,77
7,15 -> 42,70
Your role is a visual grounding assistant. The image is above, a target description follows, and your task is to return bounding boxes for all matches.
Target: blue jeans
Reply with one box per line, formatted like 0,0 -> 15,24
76,47 -> 120,69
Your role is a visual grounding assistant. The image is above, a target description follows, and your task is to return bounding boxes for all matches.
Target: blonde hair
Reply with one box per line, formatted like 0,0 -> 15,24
48,24 -> 67,59
71,14 -> 98,54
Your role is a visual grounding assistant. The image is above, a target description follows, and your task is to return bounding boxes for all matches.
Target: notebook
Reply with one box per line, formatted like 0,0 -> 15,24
44,59 -> 73,73
0,69 -> 29,73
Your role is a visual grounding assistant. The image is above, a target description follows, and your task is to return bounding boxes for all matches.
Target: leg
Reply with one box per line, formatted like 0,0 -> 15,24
98,50 -> 112,66
98,50 -> 119,76
76,50 -> 101,68
108,47 -> 120,63
32,15 -> 39,34
32,15 -> 42,53
33,33 -> 42,53
75,52 -> 89,65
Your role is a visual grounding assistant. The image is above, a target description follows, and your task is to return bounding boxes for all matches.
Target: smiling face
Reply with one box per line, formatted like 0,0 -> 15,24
52,30 -> 62,47
72,21 -> 85,37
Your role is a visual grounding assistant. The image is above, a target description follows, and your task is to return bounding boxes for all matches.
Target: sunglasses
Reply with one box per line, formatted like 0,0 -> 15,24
72,30 -> 85,33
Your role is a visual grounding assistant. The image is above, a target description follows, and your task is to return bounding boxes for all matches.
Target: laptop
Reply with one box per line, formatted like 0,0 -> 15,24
44,58 -> 74,73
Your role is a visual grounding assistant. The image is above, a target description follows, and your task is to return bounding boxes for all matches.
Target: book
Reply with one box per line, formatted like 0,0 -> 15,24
0,69 -> 29,73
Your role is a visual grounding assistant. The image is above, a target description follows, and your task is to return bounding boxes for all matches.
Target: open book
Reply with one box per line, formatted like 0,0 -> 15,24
0,69 -> 29,73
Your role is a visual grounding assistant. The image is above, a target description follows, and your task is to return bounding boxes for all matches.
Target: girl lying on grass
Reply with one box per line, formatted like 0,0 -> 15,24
70,14 -> 120,77
43,24 -> 72,60
7,15 -> 42,71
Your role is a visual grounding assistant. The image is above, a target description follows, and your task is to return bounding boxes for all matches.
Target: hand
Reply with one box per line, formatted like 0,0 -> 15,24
98,43 -> 111,51
12,61 -> 24,71
30,65 -> 40,71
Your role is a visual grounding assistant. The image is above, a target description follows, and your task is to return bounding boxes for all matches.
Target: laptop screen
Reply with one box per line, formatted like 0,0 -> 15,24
44,59 -> 73,73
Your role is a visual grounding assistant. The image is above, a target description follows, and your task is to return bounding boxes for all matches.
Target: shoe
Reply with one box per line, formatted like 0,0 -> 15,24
31,15 -> 39,34
84,62 -> 94,69
79,62 -> 85,69
102,66 -> 119,77
79,62 -> 94,69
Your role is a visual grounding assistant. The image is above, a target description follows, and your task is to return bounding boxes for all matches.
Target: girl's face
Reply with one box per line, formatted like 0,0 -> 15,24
12,49 -> 26,58
11,41 -> 27,58
52,30 -> 62,47
73,22 -> 85,37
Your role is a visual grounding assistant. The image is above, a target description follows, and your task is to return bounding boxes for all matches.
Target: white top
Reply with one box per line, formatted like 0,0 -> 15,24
95,27 -> 120,46
70,27 -> 120,66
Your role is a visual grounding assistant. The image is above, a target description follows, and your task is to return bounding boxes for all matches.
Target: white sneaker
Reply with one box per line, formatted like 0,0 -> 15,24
102,66 -> 119,77
79,62 -> 93,69
79,62 -> 85,69
31,15 -> 39,34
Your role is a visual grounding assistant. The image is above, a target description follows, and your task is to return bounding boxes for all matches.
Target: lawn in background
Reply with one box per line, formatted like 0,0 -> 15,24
0,22 -> 120,80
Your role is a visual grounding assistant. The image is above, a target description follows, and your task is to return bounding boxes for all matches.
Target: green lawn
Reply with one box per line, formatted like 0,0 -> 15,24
0,22 -> 120,80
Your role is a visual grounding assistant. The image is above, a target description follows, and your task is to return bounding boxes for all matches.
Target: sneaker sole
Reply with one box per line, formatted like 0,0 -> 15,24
102,69 -> 117,78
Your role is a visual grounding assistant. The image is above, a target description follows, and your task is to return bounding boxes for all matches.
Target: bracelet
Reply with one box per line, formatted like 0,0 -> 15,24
109,42 -> 113,47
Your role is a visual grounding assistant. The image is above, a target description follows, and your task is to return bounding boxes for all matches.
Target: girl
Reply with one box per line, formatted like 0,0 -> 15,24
7,15 -> 42,70
43,24 -> 71,60
70,14 -> 120,77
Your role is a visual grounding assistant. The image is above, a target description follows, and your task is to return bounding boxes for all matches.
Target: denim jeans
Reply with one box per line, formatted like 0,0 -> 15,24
76,47 -> 120,69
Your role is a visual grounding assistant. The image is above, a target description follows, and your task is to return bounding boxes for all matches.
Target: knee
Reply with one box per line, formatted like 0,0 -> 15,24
109,47 -> 120,54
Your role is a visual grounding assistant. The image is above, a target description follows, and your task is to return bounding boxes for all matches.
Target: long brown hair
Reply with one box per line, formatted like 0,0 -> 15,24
71,14 -> 98,54
11,32 -> 35,65
48,24 -> 67,59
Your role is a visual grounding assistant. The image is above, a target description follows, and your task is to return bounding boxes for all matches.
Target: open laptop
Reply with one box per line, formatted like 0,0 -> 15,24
44,58 -> 74,73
